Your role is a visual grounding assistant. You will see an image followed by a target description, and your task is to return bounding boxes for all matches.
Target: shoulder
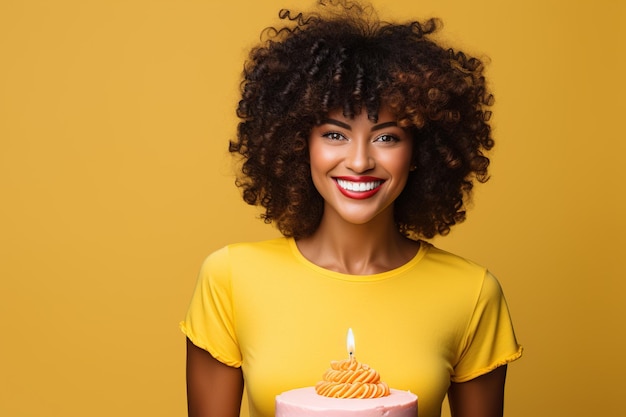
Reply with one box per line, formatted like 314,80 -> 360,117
420,242 -> 488,279
202,237 -> 292,270
195,237 -> 292,290
418,242 -> 507,299
220,237 -> 292,260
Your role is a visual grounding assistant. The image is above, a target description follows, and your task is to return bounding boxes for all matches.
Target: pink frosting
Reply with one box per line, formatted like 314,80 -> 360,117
275,387 -> 417,417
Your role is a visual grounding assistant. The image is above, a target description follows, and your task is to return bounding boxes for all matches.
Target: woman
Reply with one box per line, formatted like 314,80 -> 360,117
181,1 -> 522,416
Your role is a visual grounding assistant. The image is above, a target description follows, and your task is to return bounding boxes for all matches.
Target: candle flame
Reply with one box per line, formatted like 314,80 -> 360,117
347,328 -> 355,357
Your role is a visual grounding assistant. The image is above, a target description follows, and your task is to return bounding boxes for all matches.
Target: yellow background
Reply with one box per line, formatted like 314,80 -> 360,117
1,0 -> 624,416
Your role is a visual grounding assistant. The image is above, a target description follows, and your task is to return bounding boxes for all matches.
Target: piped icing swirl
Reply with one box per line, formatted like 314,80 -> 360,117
315,357 -> 390,399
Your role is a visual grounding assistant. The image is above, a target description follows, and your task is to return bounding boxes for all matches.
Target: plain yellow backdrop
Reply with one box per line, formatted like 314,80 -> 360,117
1,1 -> 624,416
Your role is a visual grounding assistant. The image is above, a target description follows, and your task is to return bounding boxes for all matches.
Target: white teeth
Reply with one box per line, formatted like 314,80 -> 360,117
336,179 -> 382,192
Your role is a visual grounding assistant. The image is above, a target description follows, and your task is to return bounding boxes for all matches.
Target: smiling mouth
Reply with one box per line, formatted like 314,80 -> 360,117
335,178 -> 383,192
333,177 -> 385,199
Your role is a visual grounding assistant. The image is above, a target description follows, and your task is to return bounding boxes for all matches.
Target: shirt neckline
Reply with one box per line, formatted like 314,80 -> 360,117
286,237 -> 429,282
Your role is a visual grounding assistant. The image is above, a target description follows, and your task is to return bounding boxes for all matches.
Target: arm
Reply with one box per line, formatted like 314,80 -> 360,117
448,365 -> 507,417
186,338 -> 244,417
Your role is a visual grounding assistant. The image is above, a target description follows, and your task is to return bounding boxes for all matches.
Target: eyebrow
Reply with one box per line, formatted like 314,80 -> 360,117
320,118 -> 399,132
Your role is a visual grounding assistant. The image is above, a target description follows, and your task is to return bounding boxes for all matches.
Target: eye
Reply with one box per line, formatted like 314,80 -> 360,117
374,134 -> 399,143
322,131 -> 347,141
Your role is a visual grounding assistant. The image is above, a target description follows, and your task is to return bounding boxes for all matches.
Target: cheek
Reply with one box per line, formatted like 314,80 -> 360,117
309,145 -> 341,172
380,151 -> 413,175
307,146 -> 328,185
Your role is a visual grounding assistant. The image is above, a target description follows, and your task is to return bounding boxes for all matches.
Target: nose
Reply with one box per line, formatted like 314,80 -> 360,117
345,140 -> 375,173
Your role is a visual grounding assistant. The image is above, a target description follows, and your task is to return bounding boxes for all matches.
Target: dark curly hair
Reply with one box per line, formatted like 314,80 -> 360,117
229,0 -> 495,239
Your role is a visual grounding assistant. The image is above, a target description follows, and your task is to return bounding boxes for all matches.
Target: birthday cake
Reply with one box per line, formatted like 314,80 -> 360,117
275,355 -> 417,417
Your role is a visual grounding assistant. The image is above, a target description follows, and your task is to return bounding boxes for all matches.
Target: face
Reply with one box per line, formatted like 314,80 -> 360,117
308,106 -> 414,226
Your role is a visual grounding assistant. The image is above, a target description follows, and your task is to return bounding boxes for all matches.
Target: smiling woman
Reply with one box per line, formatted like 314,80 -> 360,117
181,1 -> 522,417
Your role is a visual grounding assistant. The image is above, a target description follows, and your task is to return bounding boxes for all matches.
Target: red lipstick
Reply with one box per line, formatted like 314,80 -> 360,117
333,176 -> 385,200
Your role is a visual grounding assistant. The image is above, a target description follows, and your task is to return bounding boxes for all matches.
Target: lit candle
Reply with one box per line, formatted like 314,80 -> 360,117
347,328 -> 355,360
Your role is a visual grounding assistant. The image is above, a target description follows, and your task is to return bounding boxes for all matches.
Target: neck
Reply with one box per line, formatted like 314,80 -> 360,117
295,206 -> 419,275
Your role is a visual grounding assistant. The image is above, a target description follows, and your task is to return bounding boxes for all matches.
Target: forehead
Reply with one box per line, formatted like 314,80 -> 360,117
324,105 -> 398,124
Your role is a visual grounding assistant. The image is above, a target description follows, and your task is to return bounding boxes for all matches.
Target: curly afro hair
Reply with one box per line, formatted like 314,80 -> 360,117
229,0 -> 495,239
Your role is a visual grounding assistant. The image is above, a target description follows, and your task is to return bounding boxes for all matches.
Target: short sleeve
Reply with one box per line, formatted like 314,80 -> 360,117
179,247 -> 243,367
451,271 -> 523,383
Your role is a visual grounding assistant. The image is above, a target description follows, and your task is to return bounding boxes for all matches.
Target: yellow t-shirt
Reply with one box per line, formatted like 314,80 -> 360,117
181,237 -> 522,417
